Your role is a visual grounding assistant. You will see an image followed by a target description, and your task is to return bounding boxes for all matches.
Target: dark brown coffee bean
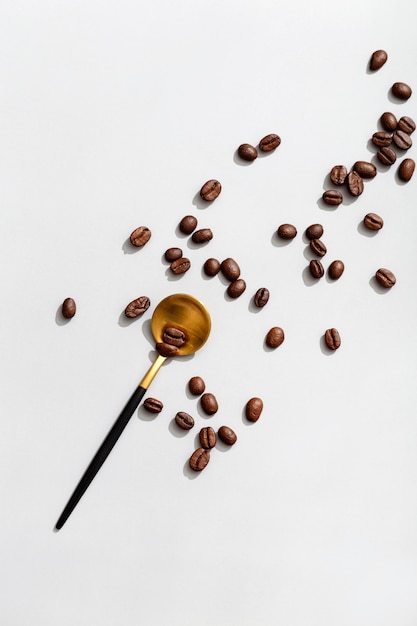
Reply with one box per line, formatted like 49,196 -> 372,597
179,215 -> 197,235
253,288 -> 270,308
227,278 -> 246,298
329,165 -> 348,185
375,268 -> 396,288
328,260 -> 345,280
162,326 -> 186,347
245,397 -> 263,423
130,226 -> 151,247
143,397 -> 163,413
309,259 -> 324,279
398,158 -> 415,182
170,257 -> 191,275
346,171 -> 364,196
393,130 -> 412,150
192,228 -> 213,244
353,161 -> 377,179
322,190 -> 343,205
372,131 -> 392,147
363,213 -> 384,230
199,426 -> 217,449
218,426 -> 237,446
200,179 -> 222,202
200,392 -> 218,415
391,82 -> 412,101
277,224 -> 297,240
164,247 -> 183,262
189,448 -> 210,471
156,342 -> 179,357
380,112 -> 398,132
237,143 -> 258,161
305,224 -> 324,240
125,295 -> 151,318
175,411 -> 194,430
397,116 -> 416,134
370,49 -> 387,71
203,258 -> 221,277
62,297 -> 76,319
188,376 -> 206,396
259,133 -> 281,152
310,239 -> 327,257
221,258 -> 240,281
324,328 -> 341,351
377,146 -> 397,165
265,326 -> 284,348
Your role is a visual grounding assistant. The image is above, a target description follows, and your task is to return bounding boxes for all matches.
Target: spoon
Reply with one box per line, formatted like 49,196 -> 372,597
55,293 -> 211,530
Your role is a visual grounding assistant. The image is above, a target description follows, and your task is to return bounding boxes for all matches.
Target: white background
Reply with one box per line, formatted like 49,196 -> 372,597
1,1 -> 417,624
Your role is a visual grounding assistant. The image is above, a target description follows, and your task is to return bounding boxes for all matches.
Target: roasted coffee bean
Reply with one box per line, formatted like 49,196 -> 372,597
253,288 -> 270,308
245,397 -> 263,423
398,116 -> 416,134
380,112 -> 398,132
62,297 -> 76,319
200,179 -> 222,202
391,82 -> 412,101
277,223 -> 297,240
329,165 -> 348,185
393,130 -> 412,150
364,213 -> 384,230
175,411 -> 194,430
305,223 -> 324,240
164,247 -> 183,262
188,376 -> 206,396
170,257 -> 191,275
237,143 -> 258,161
310,239 -> 327,257
265,326 -> 284,348
259,133 -> 281,152
372,131 -> 392,147
398,158 -> 415,182
370,49 -> 387,70
375,268 -> 396,288
191,228 -> 213,244
162,326 -> 186,347
309,259 -> 324,279
218,426 -> 237,446
324,328 -> 341,351
156,342 -> 179,357
125,296 -> 151,318
322,190 -> 343,205
143,397 -> 163,413
346,171 -> 364,196
189,448 -> 210,471
353,161 -> 377,179
203,258 -> 221,276
179,215 -> 197,235
377,146 -> 397,165
328,260 -> 345,280
200,392 -> 218,415
199,426 -> 217,449
227,278 -> 246,298
221,258 -> 240,281
130,226 -> 151,247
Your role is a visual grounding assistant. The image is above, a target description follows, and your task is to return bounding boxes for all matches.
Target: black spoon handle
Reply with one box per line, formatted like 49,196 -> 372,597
55,384 -> 147,530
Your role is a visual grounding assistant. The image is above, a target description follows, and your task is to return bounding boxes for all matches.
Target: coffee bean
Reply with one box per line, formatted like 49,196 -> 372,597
125,295 -> 151,318
179,215 -> 197,235
391,82 -> 412,101
363,213 -> 384,230
372,131 -> 392,147
393,130 -> 412,150
397,116 -> 416,134
162,326 -> 187,347
170,257 -> 191,275
375,268 -> 396,288
322,190 -> 343,205
200,392 -> 218,415
130,226 -> 151,247
237,143 -> 258,161
164,247 -> 183,262
188,376 -> 206,396
156,342 -> 179,357
377,146 -> 397,165
227,278 -> 246,298
218,426 -> 237,445
277,223 -> 297,240
329,165 -> 348,185
309,259 -> 324,279
200,179 -> 222,202
199,426 -> 217,449
189,448 -> 210,471
221,258 -> 240,281
353,161 -> 377,179
245,397 -> 263,423
328,260 -> 344,280
192,228 -> 213,244
259,133 -> 281,152
380,112 -> 398,132
143,397 -> 163,413
62,297 -> 76,319
175,411 -> 195,430
346,171 -> 364,196
324,328 -> 341,351
265,326 -> 284,348
370,49 -> 387,71
253,288 -> 270,308
203,258 -> 221,277
310,239 -> 327,257
398,158 -> 415,182
305,224 -> 324,240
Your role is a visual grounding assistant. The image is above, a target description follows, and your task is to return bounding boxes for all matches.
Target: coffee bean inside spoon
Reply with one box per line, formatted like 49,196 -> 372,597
55,293 -> 211,530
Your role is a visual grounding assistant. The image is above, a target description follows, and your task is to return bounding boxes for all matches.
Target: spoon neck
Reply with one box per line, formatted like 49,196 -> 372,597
139,353 -> 167,389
